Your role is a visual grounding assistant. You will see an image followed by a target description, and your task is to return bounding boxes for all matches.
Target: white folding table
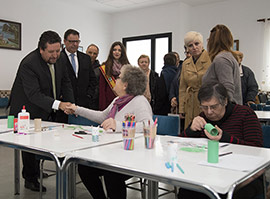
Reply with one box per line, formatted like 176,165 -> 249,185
0,119 -> 129,199
62,136 -> 270,199
255,110 -> 270,122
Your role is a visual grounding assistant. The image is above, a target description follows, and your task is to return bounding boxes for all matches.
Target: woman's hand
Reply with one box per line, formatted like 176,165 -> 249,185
179,113 -> 185,119
64,104 -> 77,115
190,116 -> 207,131
204,125 -> 222,141
171,97 -> 178,107
101,118 -> 116,131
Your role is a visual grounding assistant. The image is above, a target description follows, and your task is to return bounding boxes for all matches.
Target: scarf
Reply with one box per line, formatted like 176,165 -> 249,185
107,95 -> 134,119
112,60 -> 122,76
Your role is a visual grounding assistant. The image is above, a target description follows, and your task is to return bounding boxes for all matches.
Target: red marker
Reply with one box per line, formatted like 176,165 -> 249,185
72,134 -> 83,139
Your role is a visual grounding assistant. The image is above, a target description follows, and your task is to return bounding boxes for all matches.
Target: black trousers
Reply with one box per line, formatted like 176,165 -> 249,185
22,151 -> 40,182
21,111 -> 61,183
78,164 -> 131,199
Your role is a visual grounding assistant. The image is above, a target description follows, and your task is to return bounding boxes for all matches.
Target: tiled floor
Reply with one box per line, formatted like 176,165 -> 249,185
0,146 -> 177,199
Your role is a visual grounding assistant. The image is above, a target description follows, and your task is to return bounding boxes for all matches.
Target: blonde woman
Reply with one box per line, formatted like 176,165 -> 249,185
179,31 -> 211,129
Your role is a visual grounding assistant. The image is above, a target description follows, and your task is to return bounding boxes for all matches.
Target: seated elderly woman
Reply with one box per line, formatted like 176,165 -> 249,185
65,64 -> 153,199
179,82 -> 263,199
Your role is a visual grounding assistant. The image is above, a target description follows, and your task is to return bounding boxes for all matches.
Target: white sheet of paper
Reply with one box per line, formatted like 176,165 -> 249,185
198,154 -> 264,172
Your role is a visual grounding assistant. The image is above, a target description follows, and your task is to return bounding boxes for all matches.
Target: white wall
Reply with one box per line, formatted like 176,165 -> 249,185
112,0 -> 270,89
112,2 -> 191,60
190,0 -> 270,89
1,0 -> 270,89
0,0 -> 112,89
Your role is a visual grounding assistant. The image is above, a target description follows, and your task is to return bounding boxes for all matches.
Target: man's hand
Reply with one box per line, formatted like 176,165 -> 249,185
101,118 -> 116,131
59,102 -> 73,114
64,103 -> 77,115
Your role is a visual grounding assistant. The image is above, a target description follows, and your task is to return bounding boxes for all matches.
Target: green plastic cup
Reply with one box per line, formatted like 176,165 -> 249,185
205,123 -> 218,136
207,140 -> 219,163
7,115 -> 14,128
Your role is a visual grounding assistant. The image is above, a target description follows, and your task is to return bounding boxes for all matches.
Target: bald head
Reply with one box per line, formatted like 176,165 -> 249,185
235,51 -> 243,64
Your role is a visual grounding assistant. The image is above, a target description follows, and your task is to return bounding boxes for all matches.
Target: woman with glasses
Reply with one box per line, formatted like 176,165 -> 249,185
65,65 -> 153,199
203,24 -> 242,105
179,82 -> 263,199
99,41 -> 130,110
179,31 -> 211,129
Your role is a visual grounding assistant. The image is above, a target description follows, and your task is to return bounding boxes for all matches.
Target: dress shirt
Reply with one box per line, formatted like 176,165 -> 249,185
65,48 -> 79,77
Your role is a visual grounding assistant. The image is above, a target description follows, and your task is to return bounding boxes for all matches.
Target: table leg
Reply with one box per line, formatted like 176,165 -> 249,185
68,163 -> 76,199
148,180 -> 158,199
14,149 -> 20,195
56,166 -> 61,199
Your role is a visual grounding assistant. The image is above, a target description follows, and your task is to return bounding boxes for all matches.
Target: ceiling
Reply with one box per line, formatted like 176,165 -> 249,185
80,0 -> 228,13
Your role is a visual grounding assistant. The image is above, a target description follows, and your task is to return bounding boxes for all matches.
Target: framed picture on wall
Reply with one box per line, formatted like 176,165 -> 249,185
0,19 -> 21,50
233,40 -> 239,51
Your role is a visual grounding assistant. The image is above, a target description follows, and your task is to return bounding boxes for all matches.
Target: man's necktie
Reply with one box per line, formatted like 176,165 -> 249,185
70,53 -> 76,73
48,64 -> 56,99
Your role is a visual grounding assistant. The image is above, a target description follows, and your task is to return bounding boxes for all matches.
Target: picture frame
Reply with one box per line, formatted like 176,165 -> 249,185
0,19 -> 21,50
233,40 -> 239,51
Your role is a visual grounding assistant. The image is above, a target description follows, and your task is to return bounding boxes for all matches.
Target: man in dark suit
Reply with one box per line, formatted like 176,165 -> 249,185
9,30 -> 74,192
61,29 -> 97,110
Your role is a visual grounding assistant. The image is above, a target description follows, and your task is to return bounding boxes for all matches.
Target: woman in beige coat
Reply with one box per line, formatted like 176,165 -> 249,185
179,31 -> 211,129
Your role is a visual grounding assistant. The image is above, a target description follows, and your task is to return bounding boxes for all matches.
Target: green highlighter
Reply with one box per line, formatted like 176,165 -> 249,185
205,123 -> 219,163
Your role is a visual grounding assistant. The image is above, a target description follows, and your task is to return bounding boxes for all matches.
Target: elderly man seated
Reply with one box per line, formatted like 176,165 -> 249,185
179,82 -> 263,199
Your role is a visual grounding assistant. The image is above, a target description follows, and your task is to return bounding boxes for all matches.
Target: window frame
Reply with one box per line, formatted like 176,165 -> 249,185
123,32 -> 172,71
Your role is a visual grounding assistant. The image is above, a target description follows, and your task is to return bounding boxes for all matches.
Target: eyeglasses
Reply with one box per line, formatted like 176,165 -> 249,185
67,40 -> 81,43
200,103 -> 221,111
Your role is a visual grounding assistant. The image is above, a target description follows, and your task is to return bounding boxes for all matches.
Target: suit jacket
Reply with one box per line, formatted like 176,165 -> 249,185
61,49 -> 97,108
9,49 -> 74,121
241,65 -> 258,104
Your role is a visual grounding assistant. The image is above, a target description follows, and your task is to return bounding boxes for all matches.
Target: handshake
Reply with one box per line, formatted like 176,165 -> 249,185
59,102 -> 77,115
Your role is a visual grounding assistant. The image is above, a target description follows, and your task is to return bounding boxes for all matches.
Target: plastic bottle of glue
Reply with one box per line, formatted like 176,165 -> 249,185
18,105 -> 30,134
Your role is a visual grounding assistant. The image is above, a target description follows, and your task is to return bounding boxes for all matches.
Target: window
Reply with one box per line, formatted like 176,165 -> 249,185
123,33 -> 172,74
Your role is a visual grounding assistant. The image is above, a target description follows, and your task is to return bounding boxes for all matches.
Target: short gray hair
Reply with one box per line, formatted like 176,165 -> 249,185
121,64 -> 147,96
184,31 -> 203,47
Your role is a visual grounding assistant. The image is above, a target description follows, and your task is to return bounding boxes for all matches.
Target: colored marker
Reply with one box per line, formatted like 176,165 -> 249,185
176,163 -> 185,174
72,134 -> 83,139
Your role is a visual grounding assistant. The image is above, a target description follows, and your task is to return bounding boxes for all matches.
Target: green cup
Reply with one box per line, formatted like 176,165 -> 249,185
207,140 -> 219,163
205,123 -> 218,136
7,115 -> 14,128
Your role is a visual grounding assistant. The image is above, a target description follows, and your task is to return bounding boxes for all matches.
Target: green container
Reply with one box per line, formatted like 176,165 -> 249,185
7,115 -> 14,128
207,140 -> 219,163
205,123 -> 218,136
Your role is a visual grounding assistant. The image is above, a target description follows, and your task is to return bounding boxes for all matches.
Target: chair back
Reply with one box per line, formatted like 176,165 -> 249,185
257,104 -> 263,111
262,125 -> 270,148
68,115 -> 99,126
263,105 -> 270,111
153,115 -> 179,136
250,103 -> 257,110
259,93 -> 268,103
